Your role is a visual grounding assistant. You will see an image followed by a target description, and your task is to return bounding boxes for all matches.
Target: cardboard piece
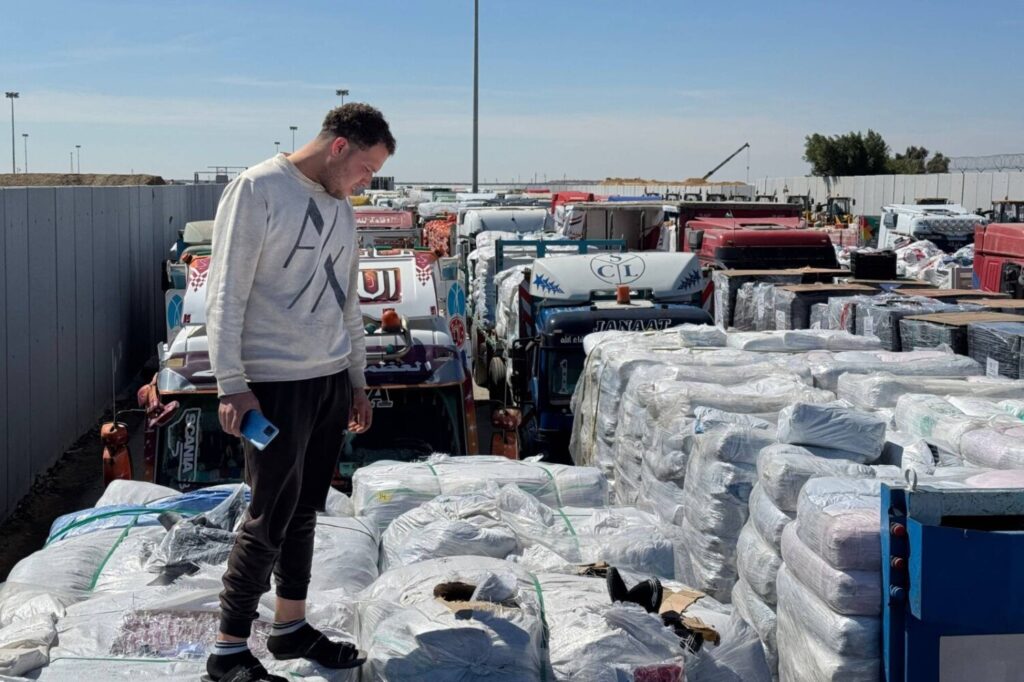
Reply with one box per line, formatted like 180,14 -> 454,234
841,278 -> 936,289
971,298 -> 1024,310
776,283 -> 876,294
905,311 -> 1024,327
896,288 -> 1009,299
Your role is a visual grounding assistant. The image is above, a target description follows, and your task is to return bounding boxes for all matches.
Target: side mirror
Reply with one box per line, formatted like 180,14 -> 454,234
852,199 -> 857,206
688,230 -> 705,251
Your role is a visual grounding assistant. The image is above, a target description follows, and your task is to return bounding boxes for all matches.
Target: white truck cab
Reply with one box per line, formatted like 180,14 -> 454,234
878,202 -> 987,251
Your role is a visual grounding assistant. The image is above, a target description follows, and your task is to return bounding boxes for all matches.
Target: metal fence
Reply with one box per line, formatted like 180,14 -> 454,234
1,183 -> 224,519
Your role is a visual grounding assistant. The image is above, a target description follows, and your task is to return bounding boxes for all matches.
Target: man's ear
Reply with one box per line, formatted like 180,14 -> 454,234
331,136 -> 348,155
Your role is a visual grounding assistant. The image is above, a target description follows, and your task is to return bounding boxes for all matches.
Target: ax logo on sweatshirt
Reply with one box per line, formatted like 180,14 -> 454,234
284,198 -> 349,313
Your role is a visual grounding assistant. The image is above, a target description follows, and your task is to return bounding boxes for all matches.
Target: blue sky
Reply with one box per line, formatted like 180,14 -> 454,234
2,0 -> 1021,182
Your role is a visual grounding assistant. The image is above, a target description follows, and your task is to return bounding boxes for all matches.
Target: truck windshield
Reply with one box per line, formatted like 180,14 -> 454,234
545,351 -> 584,401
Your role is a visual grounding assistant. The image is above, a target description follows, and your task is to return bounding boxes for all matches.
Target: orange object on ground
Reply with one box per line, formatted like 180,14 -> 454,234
101,421 -> 133,485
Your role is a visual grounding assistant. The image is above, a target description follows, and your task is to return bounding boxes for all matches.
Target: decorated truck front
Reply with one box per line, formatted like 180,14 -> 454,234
503,251 -> 710,462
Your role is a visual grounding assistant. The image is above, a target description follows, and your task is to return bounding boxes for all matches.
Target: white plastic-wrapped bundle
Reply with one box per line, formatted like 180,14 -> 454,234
748,484 -> 794,550
775,566 -> 881,682
757,444 -> 875,513
881,430 -> 936,476
809,348 -> 983,393
780,524 -> 879,616
776,403 -> 887,463
677,426 -> 778,601
671,323 -> 729,347
793,478 -> 883,572
649,377 -> 834,423
352,455 -> 608,531
493,265 -> 528,344
731,577 -> 779,675
94,480 -> 179,507
695,407 -> 774,434
1000,399 -> 1024,419
359,557 -> 549,682
725,329 -> 882,352
533,573 -> 685,682
836,373 -> 1024,410
735,523 -> 782,605
959,425 -> 1024,469
893,393 -> 1004,456
307,516 -> 381,594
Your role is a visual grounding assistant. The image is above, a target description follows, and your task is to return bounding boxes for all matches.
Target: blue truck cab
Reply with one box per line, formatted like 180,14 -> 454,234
500,250 -> 711,462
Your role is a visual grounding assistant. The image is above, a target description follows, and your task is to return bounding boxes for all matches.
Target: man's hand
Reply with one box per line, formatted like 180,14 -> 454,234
219,391 -> 261,437
349,389 -> 373,434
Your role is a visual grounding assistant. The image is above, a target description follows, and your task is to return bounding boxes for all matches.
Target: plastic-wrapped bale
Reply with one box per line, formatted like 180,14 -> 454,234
773,284 -> 876,331
731,283 -> 759,332
358,557 -> 550,682
725,329 -> 882,352
713,271 -> 806,329
648,377 -> 835,423
493,265 -> 528,345
836,372 -> 1024,410
826,295 -> 880,334
959,424 -> 1024,469
776,402 -> 887,463
757,444 -> 876,513
735,523 -> 782,605
352,455 -> 609,531
775,565 -> 881,682
878,430 -> 937,476
676,426 -> 778,602
93,480 -> 179,507
532,573 -> 686,682
793,477 -> 884,573
732,577 -> 780,675
781,523 -> 879,616
969,320 -> 1024,379
809,349 -> 983,393
893,393 -> 1020,457
809,303 -> 829,330
854,297 -> 966,351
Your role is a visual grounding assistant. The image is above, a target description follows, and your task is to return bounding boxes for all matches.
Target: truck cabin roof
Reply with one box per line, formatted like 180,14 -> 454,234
354,208 -> 415,229
528,251 -> 703,304
686,217 -> 805,231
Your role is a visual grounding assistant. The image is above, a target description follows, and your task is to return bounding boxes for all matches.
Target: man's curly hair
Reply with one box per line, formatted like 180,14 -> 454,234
321,103 -> 396,154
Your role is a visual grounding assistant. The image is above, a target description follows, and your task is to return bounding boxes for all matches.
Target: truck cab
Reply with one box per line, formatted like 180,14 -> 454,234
683,217 -> 838,270
878,203 -> 987,251
555,201 -> 672,250
354,207 -> 419,249
974,221 -> 1024,297
503,251 -> 710,462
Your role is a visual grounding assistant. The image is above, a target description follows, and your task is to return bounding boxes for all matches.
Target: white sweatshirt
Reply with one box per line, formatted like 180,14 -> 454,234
205,154 -> 367,396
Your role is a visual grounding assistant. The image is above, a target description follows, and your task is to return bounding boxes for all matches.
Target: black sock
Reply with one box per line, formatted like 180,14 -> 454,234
267,623 -> 363,668
207,645 -> 257,680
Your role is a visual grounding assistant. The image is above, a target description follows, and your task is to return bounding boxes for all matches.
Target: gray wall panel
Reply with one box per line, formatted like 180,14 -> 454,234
55,190 -> 78,457
4,190 -> 29,515
0,190 -> 6,517
72,187 -> 95,435
27,188 -> 59,478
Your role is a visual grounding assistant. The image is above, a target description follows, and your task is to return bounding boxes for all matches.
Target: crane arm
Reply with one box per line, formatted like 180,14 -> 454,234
702,142 -> 750,181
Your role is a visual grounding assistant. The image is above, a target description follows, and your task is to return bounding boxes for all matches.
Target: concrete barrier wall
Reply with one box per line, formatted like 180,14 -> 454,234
0,183 -> 224,519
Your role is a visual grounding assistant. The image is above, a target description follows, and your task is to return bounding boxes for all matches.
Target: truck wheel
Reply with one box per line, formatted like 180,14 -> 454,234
473,342 -> 490,388
489,357 -> 507,395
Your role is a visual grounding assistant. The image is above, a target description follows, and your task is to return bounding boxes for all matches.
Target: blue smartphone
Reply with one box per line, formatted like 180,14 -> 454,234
240,410 -> 279,451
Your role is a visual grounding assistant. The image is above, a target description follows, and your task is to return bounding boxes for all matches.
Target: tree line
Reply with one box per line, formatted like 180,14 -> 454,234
803,130 -> 950,176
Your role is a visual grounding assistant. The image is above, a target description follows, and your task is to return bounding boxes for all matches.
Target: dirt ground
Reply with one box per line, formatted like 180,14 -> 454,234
0,173 -> 165,187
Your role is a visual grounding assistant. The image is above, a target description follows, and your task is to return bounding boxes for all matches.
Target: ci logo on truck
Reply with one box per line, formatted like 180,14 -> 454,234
590,253 -> 646,285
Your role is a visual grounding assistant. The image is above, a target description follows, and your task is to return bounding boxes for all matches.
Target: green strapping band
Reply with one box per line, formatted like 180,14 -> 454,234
425,462 -> 443,495
88,517 -> 138,591
526,462 -> 563,508
46,507 -> 198,546
529,573 -> 551,682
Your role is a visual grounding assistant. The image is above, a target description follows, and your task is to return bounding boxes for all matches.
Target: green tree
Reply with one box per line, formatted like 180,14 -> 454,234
803,130 -> 890,176
925,152 -> 950,173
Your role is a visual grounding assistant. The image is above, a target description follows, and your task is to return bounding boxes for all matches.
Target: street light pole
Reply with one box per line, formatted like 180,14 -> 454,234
472,0 -> 479,193
5,91 -> 18,174
22,133 -> 27,173
336,88 -> 349,106
69,151 -> 73,173
289,126 -> 297,152
274,141 -> 280,155
75,144 -> 81,174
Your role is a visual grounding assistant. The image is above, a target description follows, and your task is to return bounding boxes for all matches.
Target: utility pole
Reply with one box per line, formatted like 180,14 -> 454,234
336,88 -> 349,105
471,0 -> 479,193
75,144 -> 81,173
275,141 -> 280,155
289,126 -> 298,152
21,133 -> 27,173
5,91 -> 18,174
69,151 -> 73,173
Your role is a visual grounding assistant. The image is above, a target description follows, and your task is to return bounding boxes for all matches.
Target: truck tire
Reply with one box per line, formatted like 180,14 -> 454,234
473,342 -> 490,388
489,356 -> 507,396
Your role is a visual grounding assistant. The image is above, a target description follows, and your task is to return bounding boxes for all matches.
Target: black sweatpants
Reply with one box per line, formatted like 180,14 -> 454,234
219,369 -> 352,638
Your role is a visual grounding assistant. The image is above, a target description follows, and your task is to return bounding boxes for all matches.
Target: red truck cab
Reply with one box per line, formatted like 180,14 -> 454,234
684,216 -> 838,269
975,222 -> 1024,297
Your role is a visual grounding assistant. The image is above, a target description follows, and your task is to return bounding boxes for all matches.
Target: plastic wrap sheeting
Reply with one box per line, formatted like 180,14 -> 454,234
671,323 -> 730,347
809,349 -> 983,392
695,407 -> 774,434
757,444 -> 875,513
780,523 -> 880,616
892,393 -> 1013,456
731,578 -> 779,676
649,377 -> 834,423
307,517 -> 381,594
748,484 -> 794,550
732,283 -> 777,332
969,321 -> 1024,379
999,399 -> 1024,419
677,426 -> 778,602
947,395 -> 1009,418
358,557 -> 549,682
827,295 -> 879,334
712,271 -> 803,329
836,372 -> 1024,410
735,523 -> 782,605
493,265 -> 528,344
959,425 -> 1024,469
351,455 -> 608,531
775,566 -> 881,682
776,402 -> 887,462
533,573 -> 685,682
899,317 -> 968,354
793,478 -> 882,572
323,488 -> 354,517
809,303 -> 828,330
725,329 -> 882,352
880,430 -> 936,476
94,480 -> 178,508
854,296 -> 958,351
